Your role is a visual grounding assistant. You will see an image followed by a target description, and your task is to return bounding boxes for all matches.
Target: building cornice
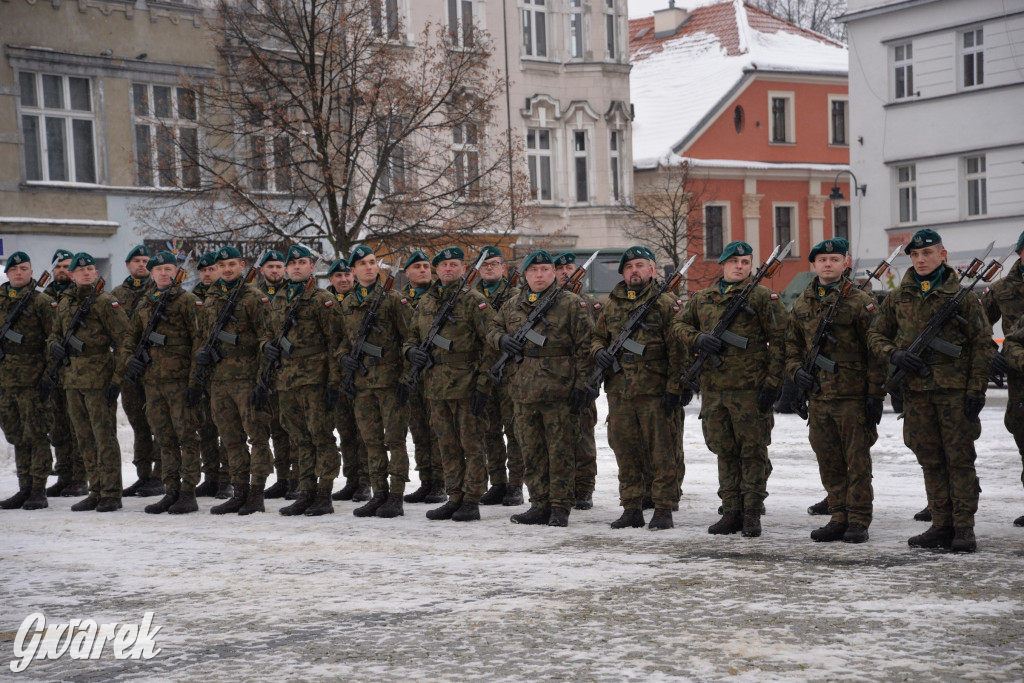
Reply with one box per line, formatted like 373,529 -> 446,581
838,0 -> 943,24
6,46 -> 217,80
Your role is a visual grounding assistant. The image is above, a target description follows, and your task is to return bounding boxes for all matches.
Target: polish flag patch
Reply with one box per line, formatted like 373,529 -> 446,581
769,293 -> 779,300
478,302 -> 488,310
400,298 -> 409,305
111,302 -> 120,308
580,301 -> 587,308
324,300 -> 334,308
196,300 -> 203,306
593,303 -> 602,310
865,303 -> 876,312
51,301 -> 59,308
261,297 -> 270,303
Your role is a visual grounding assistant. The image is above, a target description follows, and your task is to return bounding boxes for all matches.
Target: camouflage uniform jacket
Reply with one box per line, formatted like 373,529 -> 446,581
784,279 -> 886,401
487,283 -> 594,404
397,282 -> 431,326
672,276 -> 787,392
262,283 -> 341,389
192,281 -> 210,299
0,279 -> 54,388
403,280 -> 496,400
477,277 -> 520,313
335,280 -> 408,390
591,280 -> 685,398
116,285 -> 201,385
983,258 -> 1024,335
258,279 -> 285,302
50,284 -> 127,390
198,280 -> 267,384
111,275 -> 156,322
867,266 -> 994,397
1003,317 -> 1024,372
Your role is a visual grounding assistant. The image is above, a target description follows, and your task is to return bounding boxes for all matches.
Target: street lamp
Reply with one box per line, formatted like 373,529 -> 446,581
829,170 -> 867,200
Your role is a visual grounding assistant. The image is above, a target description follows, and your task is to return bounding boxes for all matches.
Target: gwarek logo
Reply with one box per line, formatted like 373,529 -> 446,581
10,612 -> 161,673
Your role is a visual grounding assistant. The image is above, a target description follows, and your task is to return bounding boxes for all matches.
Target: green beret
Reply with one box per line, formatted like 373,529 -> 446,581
348,244 -> 374,266
432,246 -> 465,267
125,245 -> 152,262
4,251 -> 30,273
905,228 -> 942,253
808,237 -> 849,262
403,250 -> 430,270
258,250 -> 285,267
216,246 -> 243,261
478,245 -> 503,262
52,249 -> 74,264
717,241 -> 753,264
618,245 -> 656,273
197,251 -> 218,269
553,252 -> 577,267
69,252 -> 96,271
1015,229 -> 1024,254
327,258 -> 350,275
522,250 -> 554,271
147,251 -> 179,269
285,244 -> 313,265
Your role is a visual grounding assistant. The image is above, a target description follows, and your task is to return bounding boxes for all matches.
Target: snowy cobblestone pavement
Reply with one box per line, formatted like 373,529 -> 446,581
1,392 -> 1022,680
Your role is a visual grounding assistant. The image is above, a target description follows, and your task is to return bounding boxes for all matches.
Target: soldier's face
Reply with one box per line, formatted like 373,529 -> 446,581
525,263 -> 555,291
352,255 -> 379,286
53,259 -> 72,283
722,255 -> 752,282
479,256 -> 504,284
334,271 -> 354,293
151,263 -> 176,289
405,261 -> 432,286
908,245 -> 946,276
436,259 -> 465,285
219,258 -> 244,282
261,261 -> 285,283
6,262 -> 33,289
812,254 -> 847,284
555,263 -> 576,283
286,257 -> 314,282
72,265 -> 98,286
127,255 -> 150,278
198,265 -> 218,286
622,259 -> 652,289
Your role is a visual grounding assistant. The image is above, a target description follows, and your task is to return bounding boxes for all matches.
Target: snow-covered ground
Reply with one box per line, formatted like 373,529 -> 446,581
2,391 -> 1023,680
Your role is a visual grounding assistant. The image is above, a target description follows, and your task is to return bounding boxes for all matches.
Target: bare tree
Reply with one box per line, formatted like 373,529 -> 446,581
749,0 -> 847,42
133,0 -> 530,257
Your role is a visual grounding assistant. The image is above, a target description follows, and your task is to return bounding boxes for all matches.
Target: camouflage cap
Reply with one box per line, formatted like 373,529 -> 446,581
348,244 -> 374,266
327,258 -> 350,275
1016,228 -> 1024,254
432,246 -> 465,267
69,252 -> 96,271
905,228 -> 942,254
717,241 -> 753,264
125,244 -> 152,262
216,246 -> 243,261
52,249 -> 74,264
285,244 -> 313,265
147,251 -> 179,270
808,237 -> 850,262
478,245 -> 503,262
553,252 -> 576,267
258,250 -> 285,267
4,251 -> 30,273
618,245 -> 655,273
403,250 -> 430,270
522,250 -> 554,271
197,251 -> 218,269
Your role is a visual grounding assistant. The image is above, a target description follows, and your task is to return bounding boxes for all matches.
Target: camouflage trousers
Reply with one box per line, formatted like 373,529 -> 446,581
513,401 -> 576,511
608,394 -> 680,510
484,385 -> 524,487
642,406 -> 686,501
197,391 -> 228,485
573,401 -> 598,494
210,380 -> 273,486
120,378 -> 156,478
409,387 -> 443,483
352,387 -> 409,494
700,390 -> 771,513
808,398 -> 875,527
335,397 -> 369,487
146,380 -> 201,492
1005,377 -> 1024,488
279,384 -> 339,492
904,389 -> 981,527
262,391 -> 293,482
430,397 -> 487,504
50,386 -> 86,481
0,388 -> 52,488
66,388 -> 122,499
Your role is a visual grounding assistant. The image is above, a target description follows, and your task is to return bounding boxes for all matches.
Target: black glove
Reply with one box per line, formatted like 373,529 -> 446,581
992,351 -> 1009,376
891,349 -> 927,375
757,386 -> 781,413
125,357 -> 147,379
249,385 -> 269,412
406,346 -> 430,368
965,395 -> 985,420
105,384 -> 121,407
889,387 -> 904,414
660,391 -> 681,417
680,389 -> 694,407
568,387 -> 589,415
38,380 -> 52,404
865,396 -> 884,426
194,348 -> 214,368
470,390 -> 489,417
395,381 -> 412,406
185,387 -> 204,407
262,340 -> 281,362
499,334 -> 524,357
323,386 -> 341,412
594,347 -> 617,372
793,368 -> 815,391
696,333 -> 723,355
340,354 -> 362,373
49,341 -> 67,362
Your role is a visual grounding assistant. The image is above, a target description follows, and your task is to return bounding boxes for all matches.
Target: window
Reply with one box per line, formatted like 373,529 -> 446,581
448,0 -> 474,48
377,120 -> 406,195
18,72 -> 96,184
965,155 -> 987,216
572,130 -> 589,203
829,97 -> 848,146
609,130 -> 622,202
372,0 -> 400,39
833,205 -> 849,241
773,205 -> 796,254
769,92 -> 794,143
704,204 -> 725,259
894,43 -> 914,99
133,83 -> 199,188
605,0 -> 617,60
962,28 -> 984,88
569,0 -> 584,59
247,104 -> 292,193
526,128 -> 552,202
522,0 -> 547,58
896,164 -> 917,223
452,121 -> 479,197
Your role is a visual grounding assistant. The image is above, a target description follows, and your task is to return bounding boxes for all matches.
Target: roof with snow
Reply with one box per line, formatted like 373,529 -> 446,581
630,0 -> 849,167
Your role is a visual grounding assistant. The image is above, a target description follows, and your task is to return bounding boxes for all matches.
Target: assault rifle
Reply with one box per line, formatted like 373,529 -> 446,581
791,276 -> 855,420
883,243 -> 1007,393
490,265 -> 520,312
39,277 -> 107,401
859,244 -> 903,291
190,255 -> 264,388
488,251 -> 600,387
680,241 -> 793,392
341,271 -> 397,400
124,255 -> 193,385
0,271 -> 51,363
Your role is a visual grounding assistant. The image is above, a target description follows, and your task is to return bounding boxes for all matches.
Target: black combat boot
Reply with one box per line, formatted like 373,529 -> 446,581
122,477 -> 146,497
708,511 -> 743,535
194,477 -> 218,497
46,477 -> 69,497
279,488 -> 314,516
61,480 -> 89,497
353,489 -> 388,517
145,490 -> 180,514
547,507 -> 570,527
0,487 -> 30,510
649,508 -> 673,530
263,478 -> 288,500
908,525 -> 954,549
238,483 -> 266,516
168,490 -> 199,514
333,479 -> 359,501
304,487 -> 335,517
351,484 -> 372,503
403,480 -> 432,504
424,481 -> 448,504
452,502 -> 481,522
22,487 -> 49,510
842,523 -> 869,544
426,500 -> 461,520
742,510 -> 762,537
211,483 -> 248,515
136,477 -> 166,497
375,492 -> 404,518
479,483 -> 507,506
95,497 -> 122,512
510,506 -> 550,525
807,497 -> 829,516
502,485 -> 524,506
950,526 -> 977,553
215,482 -> 234,500
574,490 -> 593,511
610,509 -> 645,529
284,479 -> 300,500
810,520 -> 848,542
70,494 -> 100,511
1015,514 -> 1024,527
914,506 -> 932,522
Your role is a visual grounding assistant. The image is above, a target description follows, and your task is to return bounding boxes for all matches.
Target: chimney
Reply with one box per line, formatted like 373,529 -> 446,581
654,1 -> 689,37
